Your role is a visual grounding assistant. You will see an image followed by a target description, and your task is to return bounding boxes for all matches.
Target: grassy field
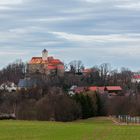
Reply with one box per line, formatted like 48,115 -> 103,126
0,117 -> 140,140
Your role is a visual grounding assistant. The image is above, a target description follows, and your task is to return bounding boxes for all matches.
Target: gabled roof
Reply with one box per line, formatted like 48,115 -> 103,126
29,57 -> 63,65
133,75 -> 140,79
89,86 -> 104,92
48,65 -> 57,70
88,86 -> 98,91
74,87 -> 87,93
49,59 -> 62,64
105,86 -> 122,91
89,86 -> 122,92
29,57 -> 44,64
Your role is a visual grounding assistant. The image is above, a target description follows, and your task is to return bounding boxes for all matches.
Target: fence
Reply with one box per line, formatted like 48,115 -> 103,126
117,115 -> 140,124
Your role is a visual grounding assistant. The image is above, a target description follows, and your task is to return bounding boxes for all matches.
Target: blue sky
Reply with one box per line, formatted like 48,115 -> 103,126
0,0 -> 140,70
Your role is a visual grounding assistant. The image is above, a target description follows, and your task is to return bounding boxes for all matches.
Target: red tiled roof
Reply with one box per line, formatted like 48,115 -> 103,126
88,86 -> 98,91
29,57 -> 63,65
89,86 -> 122,92
74,87 -> 87,94
89,86 -> 104,92
48,65 -> 57,70
50,59 -> 62,64
133,75 -> 140,79
29,57 -> 44,64
105,86 -> 122,91
98,87 -> 105,91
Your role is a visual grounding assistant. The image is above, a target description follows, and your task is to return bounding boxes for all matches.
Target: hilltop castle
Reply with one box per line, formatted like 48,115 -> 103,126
27,49 -> 64,76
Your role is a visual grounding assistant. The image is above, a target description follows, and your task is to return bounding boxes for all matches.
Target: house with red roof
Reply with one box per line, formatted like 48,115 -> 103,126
74,87 -> 88,94
69,85 -> 122,96
68,86 -> 88,95
104,86 -> 122,94
88,86 -> 104,93
27,49 -> 64,76
132,74 -> 140,83
88,86 -> 122,95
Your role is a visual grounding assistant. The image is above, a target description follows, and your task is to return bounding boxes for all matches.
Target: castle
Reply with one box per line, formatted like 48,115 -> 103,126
27,49 -> 64,76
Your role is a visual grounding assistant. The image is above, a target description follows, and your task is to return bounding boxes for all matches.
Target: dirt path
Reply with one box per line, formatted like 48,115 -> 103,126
91,117 -> 113,140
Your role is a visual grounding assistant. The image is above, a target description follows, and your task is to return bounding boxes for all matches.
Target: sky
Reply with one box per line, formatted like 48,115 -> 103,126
0,0 -> 140,70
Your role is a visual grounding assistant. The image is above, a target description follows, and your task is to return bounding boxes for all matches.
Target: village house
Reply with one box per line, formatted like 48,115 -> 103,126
69,85 -> 122,96
0,82 -> 17,92
18,78 -> 38,90
68,85 -> 88,95
132,74 -> 140,83
88,86 -> 105,94
27,49 -> 65,76
89,86 -> 122,96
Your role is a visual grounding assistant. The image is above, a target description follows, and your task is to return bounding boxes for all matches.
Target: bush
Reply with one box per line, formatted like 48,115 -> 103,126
36,93 -> 81,121
72,92 -> 99,119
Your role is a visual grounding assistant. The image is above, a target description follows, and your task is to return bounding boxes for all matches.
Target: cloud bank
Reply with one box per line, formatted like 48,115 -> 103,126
0,0 -> 140,70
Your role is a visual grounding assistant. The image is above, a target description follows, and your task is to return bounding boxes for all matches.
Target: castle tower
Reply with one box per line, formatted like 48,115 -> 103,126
42,49 -> 48,61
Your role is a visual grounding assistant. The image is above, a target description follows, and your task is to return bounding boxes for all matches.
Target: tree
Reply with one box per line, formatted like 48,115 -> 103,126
72,92 -> 99,119
69,60 -> 84,74
36,88 -> 81,121
99,63 -> 111,85
0,60 -> 26,84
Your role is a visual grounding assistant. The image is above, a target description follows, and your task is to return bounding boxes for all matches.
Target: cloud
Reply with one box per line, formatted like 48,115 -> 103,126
0,0 -> 23,11
0,50 -> 27,56
9,26 -> 43,34
116,2 -> 140,10
0,0 -> 23,5
81,0 -> 140,11
0,0 -> 140,70
84,0 -> 102,3
50,31 -> 140,43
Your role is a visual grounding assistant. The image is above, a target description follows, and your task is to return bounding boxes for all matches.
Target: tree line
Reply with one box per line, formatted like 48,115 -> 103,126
0,60 -> 140,121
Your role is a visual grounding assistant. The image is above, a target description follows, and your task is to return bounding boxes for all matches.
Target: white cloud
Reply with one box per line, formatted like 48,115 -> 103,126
50,31 -> 140,43
82,0 -> 140,11
116,2 -> 140,10
0,0 -> 23,5
0,27 -> 43,42
9,26 -> 43,34
39,41 -> 62,46
85,0 -> 102,3
0,6 -> 13,10
0,50 -> 28,56
27,14 -> 93,23
0,0 -> 23,11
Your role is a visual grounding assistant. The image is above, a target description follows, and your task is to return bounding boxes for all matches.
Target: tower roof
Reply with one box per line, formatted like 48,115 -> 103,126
42,49 -> 48,52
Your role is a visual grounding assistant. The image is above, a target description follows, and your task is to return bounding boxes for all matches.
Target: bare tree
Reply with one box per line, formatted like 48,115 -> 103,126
0,60 -> 26,84
99,63 -> 111,85
69,60 -> 84,74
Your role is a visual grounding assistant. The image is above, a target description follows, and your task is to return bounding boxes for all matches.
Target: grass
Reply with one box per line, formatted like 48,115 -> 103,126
0,117 -> 140,140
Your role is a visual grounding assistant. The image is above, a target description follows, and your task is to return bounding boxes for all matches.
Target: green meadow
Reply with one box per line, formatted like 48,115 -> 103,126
0,117 -> 140,140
